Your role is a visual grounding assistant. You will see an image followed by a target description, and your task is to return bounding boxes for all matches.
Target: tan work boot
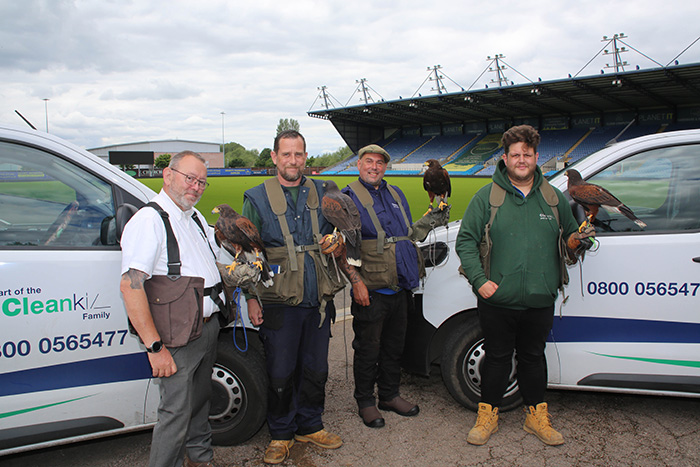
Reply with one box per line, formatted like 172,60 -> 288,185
467,402 -> 499,445
263,439 -> 294,464
523,402 -> 565,446
294,429 -> 343,449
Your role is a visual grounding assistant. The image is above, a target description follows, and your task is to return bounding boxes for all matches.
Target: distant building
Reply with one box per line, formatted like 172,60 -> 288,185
88,139 -> 224,168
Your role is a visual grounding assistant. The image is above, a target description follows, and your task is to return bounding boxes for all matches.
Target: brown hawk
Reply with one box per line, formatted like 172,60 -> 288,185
566,169 -> 646,231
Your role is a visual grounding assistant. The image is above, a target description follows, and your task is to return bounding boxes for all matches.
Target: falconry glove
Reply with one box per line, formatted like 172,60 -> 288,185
410,203 -> 451,242
217,259 -> 261,290
566,223 -> 596,261
319,230 -> 347,258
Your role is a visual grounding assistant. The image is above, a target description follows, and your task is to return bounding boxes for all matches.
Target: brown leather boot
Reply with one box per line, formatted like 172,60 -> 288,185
378,396 -> 419,416
359,406 -> 385,428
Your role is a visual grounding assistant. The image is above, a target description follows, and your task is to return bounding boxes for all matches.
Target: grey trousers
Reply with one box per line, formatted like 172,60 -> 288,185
149,317 -> 219,467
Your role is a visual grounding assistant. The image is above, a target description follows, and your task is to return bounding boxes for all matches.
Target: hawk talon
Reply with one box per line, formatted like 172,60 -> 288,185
225,262 -> 238,274
578,214 -> 593,233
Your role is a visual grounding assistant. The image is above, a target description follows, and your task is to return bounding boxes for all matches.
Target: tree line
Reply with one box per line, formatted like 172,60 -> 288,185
154,118 -> 351,169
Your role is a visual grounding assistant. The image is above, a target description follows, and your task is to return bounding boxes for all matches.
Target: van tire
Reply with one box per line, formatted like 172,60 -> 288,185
210,330 -> 267,445
440,317 -> 522,412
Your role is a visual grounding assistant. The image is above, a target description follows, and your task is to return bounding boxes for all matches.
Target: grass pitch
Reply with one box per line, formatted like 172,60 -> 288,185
139,175 -> 490,224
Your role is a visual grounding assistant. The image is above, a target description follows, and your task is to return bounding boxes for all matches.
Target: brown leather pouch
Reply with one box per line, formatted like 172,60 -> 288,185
144,275 -> 205,347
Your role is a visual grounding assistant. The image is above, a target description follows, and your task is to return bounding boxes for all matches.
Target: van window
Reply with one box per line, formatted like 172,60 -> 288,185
0,142 -> 116,247
588,143 -> 700,233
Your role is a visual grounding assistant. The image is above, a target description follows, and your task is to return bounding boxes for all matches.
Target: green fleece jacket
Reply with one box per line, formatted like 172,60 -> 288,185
455,160 -> 579,310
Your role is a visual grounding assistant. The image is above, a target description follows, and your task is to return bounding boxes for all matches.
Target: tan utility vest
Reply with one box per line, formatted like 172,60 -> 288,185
348,180 -> 425,291
255,178 -> 344,309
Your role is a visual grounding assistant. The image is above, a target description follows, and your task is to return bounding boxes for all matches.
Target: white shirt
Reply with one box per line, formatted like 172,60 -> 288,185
121,190 -> 222,317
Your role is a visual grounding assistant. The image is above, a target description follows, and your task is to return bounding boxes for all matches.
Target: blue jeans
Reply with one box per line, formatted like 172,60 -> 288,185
477,300 -> 554,407
259,304 -> 331,440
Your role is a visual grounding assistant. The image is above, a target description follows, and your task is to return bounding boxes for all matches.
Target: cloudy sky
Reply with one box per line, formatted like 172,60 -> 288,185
2,1 -> 700,156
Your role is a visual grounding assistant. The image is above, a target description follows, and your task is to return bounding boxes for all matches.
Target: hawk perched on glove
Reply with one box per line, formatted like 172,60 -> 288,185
321,180 -> 362,267
566,169 -> 646,231
212,204 -> 273,287
422,159 -> 451,212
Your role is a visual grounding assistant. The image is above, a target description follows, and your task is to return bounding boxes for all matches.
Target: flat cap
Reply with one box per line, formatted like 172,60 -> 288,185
357,144 -> 390,163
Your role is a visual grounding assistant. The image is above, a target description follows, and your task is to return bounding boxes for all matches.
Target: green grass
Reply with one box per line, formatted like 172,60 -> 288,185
139,176 -> 490,224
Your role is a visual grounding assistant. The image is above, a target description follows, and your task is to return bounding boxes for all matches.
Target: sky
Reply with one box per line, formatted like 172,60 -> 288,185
2,1 -> 700,157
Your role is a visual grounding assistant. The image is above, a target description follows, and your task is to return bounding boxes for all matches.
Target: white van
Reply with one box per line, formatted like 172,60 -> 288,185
0,124 -> 265,455
409,129 -> 700,410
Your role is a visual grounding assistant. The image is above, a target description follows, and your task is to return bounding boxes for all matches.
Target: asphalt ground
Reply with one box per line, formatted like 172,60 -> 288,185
4,310 -> 700,467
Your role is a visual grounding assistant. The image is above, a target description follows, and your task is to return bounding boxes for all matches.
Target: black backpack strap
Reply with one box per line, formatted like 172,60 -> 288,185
145,202 -> 180,277
190,212 -> 217,259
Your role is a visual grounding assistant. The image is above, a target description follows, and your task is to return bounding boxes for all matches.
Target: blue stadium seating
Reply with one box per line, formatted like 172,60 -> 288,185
320,124 -> 694,176
400,135 -> 472,163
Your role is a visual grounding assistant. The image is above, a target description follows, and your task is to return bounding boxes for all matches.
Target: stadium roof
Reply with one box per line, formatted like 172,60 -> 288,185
308,62 -> 700,152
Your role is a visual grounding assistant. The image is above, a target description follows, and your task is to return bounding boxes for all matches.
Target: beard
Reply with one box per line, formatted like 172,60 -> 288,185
171,189 -> 201,211
279,166 -> 303,183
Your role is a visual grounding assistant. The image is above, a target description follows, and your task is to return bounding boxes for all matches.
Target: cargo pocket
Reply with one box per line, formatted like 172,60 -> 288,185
256,246 -> 304,305
145,275 -> 204,347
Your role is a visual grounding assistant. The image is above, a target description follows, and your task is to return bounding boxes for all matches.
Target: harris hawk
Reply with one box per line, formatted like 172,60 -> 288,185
320,180 -> 362,267
565,169 -> 647,232
422,159 -> 451,213
212,204 -> 273,288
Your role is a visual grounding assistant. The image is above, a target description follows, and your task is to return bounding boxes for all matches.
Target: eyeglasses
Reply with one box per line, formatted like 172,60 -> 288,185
170,168 -> 209,189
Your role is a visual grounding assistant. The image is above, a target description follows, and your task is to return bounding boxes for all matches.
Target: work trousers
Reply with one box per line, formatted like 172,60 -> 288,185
149,316 -> 220,467
259,304 -> 331,440
477,300 -> 554,408
351,289 -> 408,409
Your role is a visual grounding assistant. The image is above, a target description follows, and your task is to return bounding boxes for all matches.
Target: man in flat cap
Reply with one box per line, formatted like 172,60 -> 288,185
341,144 -> 448,428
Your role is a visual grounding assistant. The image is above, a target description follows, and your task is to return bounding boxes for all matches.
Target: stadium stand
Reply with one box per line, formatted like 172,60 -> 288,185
384,135 -> 432,161
399,134 -> 472,164
321,124 -> 695,176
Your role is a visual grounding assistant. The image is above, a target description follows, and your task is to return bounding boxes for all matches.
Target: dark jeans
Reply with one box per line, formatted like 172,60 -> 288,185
351,289 -> 408,409
478,300 -> 554,407
259,304 -> 331,440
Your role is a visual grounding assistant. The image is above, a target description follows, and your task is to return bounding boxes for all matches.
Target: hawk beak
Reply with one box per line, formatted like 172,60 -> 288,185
212,207 -> 220,214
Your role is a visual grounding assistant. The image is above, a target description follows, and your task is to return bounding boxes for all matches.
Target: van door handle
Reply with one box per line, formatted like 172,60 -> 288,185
693,257 -> 700,263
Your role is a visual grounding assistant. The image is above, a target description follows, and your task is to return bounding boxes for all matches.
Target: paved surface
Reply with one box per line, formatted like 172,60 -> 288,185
4,314 -> 700,466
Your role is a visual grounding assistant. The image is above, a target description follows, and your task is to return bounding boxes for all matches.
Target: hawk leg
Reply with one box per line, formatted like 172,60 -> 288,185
252,249 -> 264,272
578,214 -> 594,233
225,251 -> 242,274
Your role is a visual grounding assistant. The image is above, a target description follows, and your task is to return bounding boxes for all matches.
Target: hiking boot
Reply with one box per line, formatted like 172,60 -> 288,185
523,402 -> 565,446
467,402 -> 499,445
294,429 -> 343,449
359,406 -> 385,428
263,439 -> 294,464
378,396 -> 420,417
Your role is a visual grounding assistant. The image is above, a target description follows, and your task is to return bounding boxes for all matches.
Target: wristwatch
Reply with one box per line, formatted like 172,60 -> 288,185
146,340 -> 164,353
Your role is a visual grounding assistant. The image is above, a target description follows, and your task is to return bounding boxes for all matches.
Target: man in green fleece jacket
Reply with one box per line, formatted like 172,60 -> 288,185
456,125 -> 590,447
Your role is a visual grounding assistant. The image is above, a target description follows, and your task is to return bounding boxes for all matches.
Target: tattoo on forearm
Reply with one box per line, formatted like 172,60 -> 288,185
339,260 -> 363,285
124,269 -> 147,289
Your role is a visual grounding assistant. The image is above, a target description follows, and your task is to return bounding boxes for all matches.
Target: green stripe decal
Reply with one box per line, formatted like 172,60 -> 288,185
0,395 -> 93,419
590,352 -> 700,368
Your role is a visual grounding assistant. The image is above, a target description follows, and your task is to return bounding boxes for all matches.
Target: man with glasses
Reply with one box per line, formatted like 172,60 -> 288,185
120,150 -> 224,467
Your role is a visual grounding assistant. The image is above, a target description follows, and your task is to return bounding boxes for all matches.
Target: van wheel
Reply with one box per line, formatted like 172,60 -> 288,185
210,331 -> 267,445
440,317 -> 522,412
